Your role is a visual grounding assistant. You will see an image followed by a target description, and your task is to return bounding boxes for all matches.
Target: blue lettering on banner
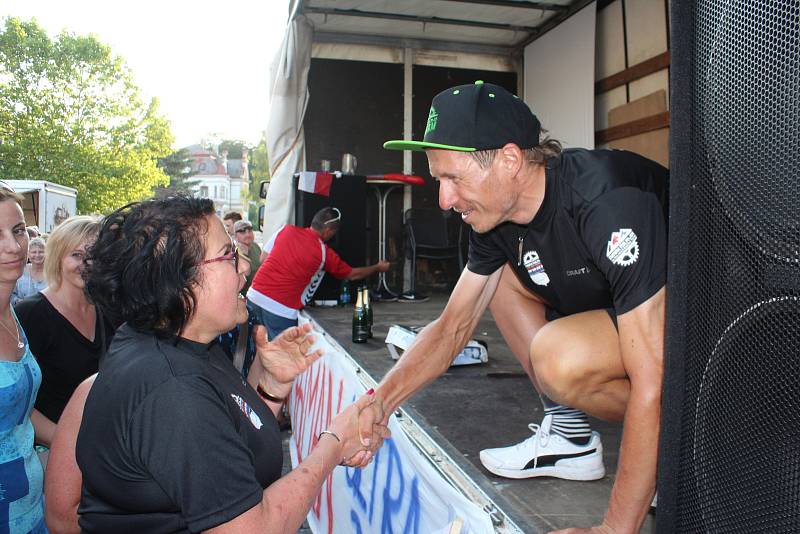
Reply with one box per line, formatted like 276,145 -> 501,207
350,510 -> 364,534
345,439 -> 421,534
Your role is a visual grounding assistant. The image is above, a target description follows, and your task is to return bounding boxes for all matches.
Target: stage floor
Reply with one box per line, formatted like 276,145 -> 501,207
304,294 -> 656,533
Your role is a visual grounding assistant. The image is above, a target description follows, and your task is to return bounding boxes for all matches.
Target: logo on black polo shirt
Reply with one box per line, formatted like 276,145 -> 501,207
523,250 -> 550,286
231,394 -> 263,430
606,229 -> 639,267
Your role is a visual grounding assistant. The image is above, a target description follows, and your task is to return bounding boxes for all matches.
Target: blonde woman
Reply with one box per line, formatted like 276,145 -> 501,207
12,237 -> 47,305
15,216 -> 114,426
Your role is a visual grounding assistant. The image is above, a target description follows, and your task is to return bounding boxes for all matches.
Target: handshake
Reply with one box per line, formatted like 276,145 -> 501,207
322,388 -> 392,468
254,322 -> 392,467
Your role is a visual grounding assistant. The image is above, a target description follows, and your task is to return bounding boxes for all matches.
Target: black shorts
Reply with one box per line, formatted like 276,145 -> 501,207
545,306 -> 618,330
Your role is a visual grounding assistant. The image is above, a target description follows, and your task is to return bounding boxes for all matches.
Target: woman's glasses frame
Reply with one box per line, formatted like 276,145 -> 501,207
201,241 -> 239,271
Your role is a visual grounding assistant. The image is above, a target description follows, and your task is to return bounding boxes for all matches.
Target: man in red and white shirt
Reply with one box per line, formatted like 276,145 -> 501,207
247,207 -> 390,339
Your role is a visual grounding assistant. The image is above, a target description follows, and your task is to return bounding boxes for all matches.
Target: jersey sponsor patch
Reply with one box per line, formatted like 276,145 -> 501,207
606,228 -> 639,267
523,250 -> 550,286
231,394 -> 263,430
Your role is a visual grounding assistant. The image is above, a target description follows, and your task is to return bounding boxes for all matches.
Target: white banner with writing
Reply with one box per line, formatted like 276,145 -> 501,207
289,316 -> 495,534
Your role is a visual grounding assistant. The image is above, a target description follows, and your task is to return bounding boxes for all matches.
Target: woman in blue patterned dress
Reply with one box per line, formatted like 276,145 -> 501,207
0,183 -> 52,534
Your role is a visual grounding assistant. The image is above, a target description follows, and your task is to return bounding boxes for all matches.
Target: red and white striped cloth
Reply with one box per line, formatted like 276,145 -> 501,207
297,171 -> 334,196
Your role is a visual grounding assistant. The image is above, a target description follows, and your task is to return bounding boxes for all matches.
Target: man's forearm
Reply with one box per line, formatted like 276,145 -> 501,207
604,387 -> 660,533
347,264 -> 378,280
377,317 -> 468,415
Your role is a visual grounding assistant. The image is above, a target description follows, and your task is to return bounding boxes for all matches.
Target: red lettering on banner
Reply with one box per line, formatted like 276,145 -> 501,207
289,358 -> 346,531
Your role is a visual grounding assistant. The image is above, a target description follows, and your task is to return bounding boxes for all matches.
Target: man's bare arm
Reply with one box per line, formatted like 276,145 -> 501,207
604,287 -> 665,533
376,267 -> 503,416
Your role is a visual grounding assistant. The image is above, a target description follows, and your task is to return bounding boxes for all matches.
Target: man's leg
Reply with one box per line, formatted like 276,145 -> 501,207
481,265 -> 625,480
532,310 -> 629,422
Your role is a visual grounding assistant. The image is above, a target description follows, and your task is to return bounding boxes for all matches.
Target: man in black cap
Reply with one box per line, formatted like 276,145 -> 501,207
361,81 -> 668,533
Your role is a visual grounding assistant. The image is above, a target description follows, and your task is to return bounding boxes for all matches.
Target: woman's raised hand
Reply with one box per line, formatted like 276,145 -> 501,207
254,324 -> 323,395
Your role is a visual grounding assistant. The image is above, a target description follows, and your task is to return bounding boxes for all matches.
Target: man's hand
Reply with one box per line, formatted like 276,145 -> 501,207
376,260 -> 390,272
254,324 -> 323,395
354,391 -> 388,456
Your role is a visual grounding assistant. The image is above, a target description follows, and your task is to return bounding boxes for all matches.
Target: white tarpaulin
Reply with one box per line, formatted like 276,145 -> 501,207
289,315 -> 495,534
263,15 -> 313,240
523,3 -> 597,149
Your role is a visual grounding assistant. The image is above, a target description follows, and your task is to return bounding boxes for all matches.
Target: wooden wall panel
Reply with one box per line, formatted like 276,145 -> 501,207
595,0 -> 625,79
596,86 -> 627,130
624,0 -> 668,64
630,70 -> 670,106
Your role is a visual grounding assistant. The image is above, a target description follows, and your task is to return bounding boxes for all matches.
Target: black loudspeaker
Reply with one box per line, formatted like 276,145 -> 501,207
294,174 -> 366,301
658,2 -> 800,532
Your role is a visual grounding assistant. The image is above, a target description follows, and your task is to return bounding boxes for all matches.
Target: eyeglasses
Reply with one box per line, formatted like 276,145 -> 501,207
322,207 -> 341,226
201,243 -> 239,271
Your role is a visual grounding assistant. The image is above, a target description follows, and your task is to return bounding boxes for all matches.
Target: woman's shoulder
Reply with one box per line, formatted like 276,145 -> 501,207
14,291 -> 49,317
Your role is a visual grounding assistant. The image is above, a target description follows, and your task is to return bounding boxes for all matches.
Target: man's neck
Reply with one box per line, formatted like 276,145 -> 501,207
508,162 -> 547,225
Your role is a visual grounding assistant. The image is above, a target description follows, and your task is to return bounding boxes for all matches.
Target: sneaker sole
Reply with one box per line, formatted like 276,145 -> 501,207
482,461 -> 606,481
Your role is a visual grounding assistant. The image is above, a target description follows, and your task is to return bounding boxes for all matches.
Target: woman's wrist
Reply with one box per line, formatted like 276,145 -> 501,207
316,429 -> 345,465
257,372 -> 292,400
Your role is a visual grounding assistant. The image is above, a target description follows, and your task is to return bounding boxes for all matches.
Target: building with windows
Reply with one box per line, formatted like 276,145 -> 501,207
184,145 -> 249,216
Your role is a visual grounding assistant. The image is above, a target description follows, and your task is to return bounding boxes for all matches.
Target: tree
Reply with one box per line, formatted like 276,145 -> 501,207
154,148 -> 194,198
0,17 -> 173,213
217,139 -> 248,160
249,134 -> 270,184
246,135 -> 270,223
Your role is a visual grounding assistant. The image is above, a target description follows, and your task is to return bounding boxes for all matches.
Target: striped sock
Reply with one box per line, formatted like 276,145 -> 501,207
540,394 -> 592,446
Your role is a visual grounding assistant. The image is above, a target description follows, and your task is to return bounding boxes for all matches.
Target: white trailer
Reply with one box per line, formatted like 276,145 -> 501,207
7,180 -> 78,234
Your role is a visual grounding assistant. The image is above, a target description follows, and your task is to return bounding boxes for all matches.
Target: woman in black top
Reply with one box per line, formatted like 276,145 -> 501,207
73,196 -> 387,533
15,216 -> 113,427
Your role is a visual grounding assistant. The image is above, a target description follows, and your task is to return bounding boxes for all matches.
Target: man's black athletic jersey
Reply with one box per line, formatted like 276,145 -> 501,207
468,148 -> 669,316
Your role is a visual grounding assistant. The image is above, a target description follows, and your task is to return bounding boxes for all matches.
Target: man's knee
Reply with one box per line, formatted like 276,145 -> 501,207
531,325 -> 602,406
532,350 -> 584,406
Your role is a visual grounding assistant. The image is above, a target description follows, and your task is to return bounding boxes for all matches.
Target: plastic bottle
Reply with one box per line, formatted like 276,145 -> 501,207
339,279 -> 351,306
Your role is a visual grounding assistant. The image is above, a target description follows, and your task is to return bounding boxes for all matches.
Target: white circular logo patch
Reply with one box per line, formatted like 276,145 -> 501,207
523,250 -> 550,286
606,228 -> 639,267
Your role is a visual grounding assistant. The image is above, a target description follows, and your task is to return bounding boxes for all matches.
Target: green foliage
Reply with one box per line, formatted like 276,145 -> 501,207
217,139 -> 248,160
250,134 -> 270,182
0,17 -> 173,213
154,148 -> 194,197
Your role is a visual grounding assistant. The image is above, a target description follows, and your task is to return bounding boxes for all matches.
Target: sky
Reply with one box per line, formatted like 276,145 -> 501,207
3,0 -> 291,149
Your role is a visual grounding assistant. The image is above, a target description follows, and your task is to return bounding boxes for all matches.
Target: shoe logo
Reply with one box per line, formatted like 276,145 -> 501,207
231,394 -> 263,430
606,228 -> 639,267
523,250 -> 550,286
524,449 -> 597,470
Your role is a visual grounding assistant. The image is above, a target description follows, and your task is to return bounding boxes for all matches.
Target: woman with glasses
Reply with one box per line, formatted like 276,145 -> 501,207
15,217 -> 114,435
0,185 -> 49,533
69,195 -> 386,532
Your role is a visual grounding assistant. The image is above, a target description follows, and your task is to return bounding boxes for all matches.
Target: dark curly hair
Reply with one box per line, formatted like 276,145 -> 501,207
84,195 -> 216,338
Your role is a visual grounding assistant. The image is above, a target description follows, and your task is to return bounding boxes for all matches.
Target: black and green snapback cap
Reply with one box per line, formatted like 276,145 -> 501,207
384,80 -> 541,152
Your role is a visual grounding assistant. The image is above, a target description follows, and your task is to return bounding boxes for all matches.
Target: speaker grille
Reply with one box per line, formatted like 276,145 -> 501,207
668,1 -> 800,532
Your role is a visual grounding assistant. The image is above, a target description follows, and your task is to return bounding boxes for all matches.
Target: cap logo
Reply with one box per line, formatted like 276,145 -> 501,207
425,106 -> 438,136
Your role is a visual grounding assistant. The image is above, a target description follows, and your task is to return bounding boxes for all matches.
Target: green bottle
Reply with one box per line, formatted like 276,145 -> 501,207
352,289 -> 369,343
362,285 -> 373,338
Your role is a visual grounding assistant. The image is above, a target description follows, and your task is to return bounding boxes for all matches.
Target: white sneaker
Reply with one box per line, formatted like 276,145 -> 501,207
479,415 -> 606,481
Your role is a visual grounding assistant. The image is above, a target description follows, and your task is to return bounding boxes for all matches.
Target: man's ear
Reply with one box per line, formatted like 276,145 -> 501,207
495,143 -> 525,178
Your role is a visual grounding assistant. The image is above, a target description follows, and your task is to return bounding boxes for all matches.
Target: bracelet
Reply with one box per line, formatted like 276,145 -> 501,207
318,430 -> 341,443
256,384 -> 286,403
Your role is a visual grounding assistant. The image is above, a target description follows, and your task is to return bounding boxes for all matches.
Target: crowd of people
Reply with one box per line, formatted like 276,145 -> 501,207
0,190 -> 388,533
1,81 -> 668,534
